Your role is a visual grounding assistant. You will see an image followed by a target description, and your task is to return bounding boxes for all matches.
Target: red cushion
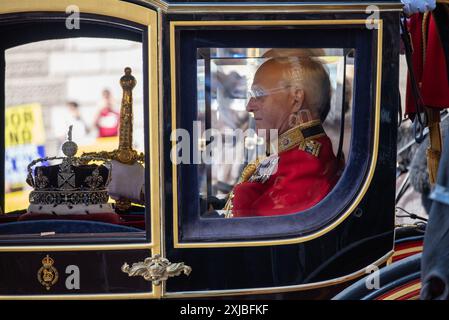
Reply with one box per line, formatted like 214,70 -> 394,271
18,212 -> 122,224
119,220 -> 145,230
0,214 -> 21,223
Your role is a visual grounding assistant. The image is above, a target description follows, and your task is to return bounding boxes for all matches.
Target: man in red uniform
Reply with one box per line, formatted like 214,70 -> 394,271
402,0 -> 448,184
225,57 -> 342,217
106,57 -> 342,218
405,0 -> 448,116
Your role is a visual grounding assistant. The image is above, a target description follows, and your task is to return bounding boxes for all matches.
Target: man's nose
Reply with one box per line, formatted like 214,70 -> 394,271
246,98 -> 257,112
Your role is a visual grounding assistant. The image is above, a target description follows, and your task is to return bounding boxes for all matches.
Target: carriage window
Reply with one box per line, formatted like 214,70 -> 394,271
1,38 -> 147,238
193,48 -> 353,218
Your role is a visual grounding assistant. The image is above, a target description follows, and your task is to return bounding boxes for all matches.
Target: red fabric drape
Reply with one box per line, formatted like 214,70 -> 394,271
406,13 -> 449,116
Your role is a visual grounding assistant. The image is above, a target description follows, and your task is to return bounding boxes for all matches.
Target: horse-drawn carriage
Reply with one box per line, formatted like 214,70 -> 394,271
0,0 -> 447,300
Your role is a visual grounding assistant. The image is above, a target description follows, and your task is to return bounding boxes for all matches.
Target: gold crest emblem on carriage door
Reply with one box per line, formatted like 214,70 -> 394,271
37,255 -> 59,290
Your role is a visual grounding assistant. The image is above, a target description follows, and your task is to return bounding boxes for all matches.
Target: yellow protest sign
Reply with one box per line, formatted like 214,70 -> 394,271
5,103 -> 46,147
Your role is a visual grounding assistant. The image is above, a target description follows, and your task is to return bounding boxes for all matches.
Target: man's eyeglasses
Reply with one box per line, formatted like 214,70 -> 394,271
247,86 -> 291,100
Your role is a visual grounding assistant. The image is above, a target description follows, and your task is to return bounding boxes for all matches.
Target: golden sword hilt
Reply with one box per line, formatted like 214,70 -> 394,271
82,67 -> 144,210
116,67 -> 142,164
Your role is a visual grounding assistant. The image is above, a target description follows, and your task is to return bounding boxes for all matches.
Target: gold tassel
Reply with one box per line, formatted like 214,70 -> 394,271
426,108 -> 442,185
421,15 -> 442,185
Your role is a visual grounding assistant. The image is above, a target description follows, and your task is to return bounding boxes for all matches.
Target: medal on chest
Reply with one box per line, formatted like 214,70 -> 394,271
248,155 -> 279,184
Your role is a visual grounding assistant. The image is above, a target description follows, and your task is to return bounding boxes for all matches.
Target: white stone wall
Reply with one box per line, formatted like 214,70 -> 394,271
5,37 -> 145,155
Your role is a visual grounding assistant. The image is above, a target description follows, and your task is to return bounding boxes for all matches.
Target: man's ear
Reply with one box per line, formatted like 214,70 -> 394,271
291,88 -> 305,113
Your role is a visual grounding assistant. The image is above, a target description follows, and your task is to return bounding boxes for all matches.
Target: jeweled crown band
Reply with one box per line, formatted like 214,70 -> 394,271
29,190 -> 109,206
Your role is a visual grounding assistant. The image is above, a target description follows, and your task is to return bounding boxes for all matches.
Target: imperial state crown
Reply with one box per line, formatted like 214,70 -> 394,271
25,126 -> 113,214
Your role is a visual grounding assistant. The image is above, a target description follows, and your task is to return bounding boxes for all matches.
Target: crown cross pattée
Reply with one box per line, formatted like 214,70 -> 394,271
57,126 -> 78,190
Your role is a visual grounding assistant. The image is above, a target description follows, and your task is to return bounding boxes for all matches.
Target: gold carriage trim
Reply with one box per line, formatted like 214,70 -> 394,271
121,254 -> 192,286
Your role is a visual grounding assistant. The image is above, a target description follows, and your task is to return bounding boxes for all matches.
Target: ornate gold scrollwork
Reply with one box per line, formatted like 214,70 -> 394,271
121,254 -> 192,286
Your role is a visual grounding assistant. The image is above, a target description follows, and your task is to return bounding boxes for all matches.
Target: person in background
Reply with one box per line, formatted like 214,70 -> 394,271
67,101 -> 89,137
402,0 -> 436,15
95,89 -> 120,138
53,101 -> 90,149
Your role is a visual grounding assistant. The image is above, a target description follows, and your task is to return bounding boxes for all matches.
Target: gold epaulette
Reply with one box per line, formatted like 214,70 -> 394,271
278,120 -> 324,156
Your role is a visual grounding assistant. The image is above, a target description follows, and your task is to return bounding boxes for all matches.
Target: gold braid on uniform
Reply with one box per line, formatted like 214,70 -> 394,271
420,13 -> 443,185
223,119 -> 325,218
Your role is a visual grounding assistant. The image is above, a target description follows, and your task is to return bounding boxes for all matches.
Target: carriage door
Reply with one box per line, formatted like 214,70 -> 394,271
0,0 -> 161,299
159,12 -> 397,298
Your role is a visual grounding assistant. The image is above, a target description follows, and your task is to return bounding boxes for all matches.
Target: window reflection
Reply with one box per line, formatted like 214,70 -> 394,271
2,38 -> 146,235
197,48 -> 353,218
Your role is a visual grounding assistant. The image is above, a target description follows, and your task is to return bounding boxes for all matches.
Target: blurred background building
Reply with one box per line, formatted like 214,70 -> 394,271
4,38 -> 144,211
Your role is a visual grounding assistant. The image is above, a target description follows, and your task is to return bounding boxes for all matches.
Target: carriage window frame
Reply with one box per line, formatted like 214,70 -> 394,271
171,20 -> 382,247
0,11 -> 157,246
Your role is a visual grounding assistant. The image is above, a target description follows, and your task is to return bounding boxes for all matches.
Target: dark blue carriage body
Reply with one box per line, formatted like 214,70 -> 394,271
0,0 -> 402,299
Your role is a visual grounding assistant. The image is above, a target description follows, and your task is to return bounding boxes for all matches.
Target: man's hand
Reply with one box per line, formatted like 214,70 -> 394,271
401,0 -> 436,16
107,160 -> 145,203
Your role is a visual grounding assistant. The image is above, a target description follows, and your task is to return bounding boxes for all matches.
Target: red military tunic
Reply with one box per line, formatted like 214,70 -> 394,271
226,122 -> 342,217
406,11 -> 449,116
